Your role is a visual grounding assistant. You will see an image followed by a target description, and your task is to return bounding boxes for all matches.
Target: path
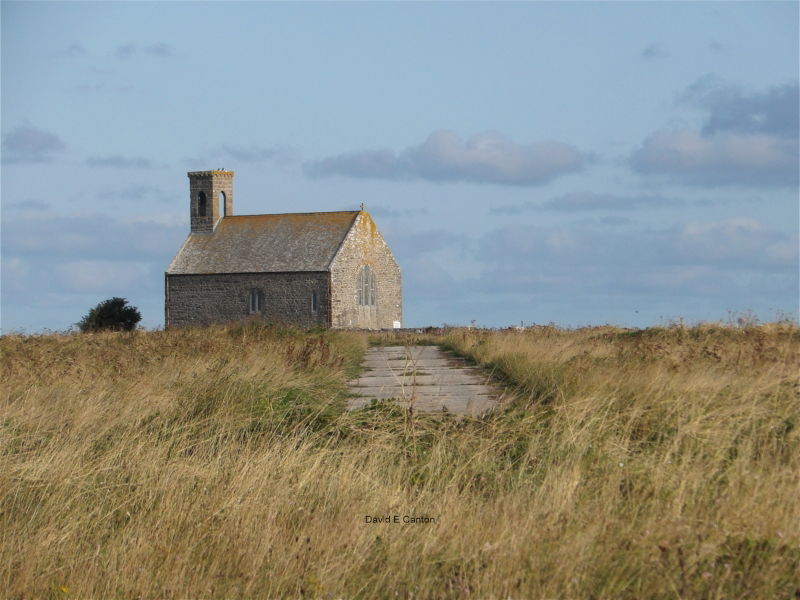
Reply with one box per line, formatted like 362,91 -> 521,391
347,345 -> 501,416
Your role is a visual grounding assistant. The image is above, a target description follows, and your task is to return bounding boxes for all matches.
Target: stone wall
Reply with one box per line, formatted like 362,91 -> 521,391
166,272 -> 329,328
329,212 -> 402,329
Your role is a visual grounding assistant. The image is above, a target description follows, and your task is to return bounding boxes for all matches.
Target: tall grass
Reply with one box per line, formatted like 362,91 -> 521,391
1,322 -> 798,598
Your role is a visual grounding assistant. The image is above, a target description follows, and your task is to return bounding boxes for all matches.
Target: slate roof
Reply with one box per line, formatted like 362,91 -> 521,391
167,211 -> 360,275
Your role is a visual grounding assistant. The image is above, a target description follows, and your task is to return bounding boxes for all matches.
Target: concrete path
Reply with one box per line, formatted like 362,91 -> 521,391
348,346 -> 502,416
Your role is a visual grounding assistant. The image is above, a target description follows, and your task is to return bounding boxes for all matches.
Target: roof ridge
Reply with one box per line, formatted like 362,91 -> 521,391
226,210 -> 360,218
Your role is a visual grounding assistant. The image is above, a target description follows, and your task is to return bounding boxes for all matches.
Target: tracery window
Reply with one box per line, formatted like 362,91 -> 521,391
357,265 -> 376,306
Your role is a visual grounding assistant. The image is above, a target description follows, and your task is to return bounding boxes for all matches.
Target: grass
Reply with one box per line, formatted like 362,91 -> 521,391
1,321 -> 798,598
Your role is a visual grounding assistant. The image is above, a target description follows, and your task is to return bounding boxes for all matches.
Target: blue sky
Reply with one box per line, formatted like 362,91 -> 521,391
2,1 -> 798,331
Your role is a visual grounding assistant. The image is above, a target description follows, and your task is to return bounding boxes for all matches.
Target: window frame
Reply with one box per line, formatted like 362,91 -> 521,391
249,288 -> 264,314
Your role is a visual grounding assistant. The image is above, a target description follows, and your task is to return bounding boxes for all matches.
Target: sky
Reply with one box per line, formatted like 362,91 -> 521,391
1,1 -> 798,332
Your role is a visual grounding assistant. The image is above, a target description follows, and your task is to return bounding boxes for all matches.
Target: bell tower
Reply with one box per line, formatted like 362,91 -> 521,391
188,170 -> 234,232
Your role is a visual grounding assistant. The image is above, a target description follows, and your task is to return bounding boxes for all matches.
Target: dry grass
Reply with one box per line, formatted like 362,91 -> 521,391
1,322 -> 798,598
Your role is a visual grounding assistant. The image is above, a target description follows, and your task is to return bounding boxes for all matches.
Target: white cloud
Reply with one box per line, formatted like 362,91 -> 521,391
2,210 -> 184,260
676,218 -> 798,265
631,129 -> 798,186
631,80 -> 799,186
56,260 -> 151,293
1,209 -> 185,330
468,215 -> 798,314
305,129 -> 587,186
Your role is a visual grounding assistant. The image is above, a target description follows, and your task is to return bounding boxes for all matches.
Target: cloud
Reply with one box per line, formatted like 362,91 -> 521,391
1,124 -> 66,164
675,217 -> 797,266
367,206 -> 429,218
465,217 -> 798,321
116,43 -> 137,59
220,144 -> 294,164
185,144 -> 295,167
145,43 -> 172,58
54,260 -> 151,293
490,192 -> 677,214
307,149 -> 401,180
75,82 -> 135,94
631,129 -> 798,186
94,184 -> 170,203
65,43 -> 86,57
387,228 -> 468,257
2,210 -> 183,261
6,200 -> 50,211
642,43 -> 668,60
1,208 -> 187,331
389,214 -> 795,326
631,80 -> 799,186
381,212 -> 795,326
543,192 -> 678,211
305,130 -> 587,186
598,215 -> 634,226
115,43 -> 173,59
684,77 -> 799,138
86,155 -> 153,169
476,218 -> 796,272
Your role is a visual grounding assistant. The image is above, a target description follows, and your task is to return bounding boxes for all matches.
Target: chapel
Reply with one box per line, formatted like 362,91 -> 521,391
165,170 -> 402,329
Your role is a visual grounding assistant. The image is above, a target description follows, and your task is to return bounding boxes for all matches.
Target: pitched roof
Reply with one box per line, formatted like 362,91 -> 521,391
167,211 -> 359,274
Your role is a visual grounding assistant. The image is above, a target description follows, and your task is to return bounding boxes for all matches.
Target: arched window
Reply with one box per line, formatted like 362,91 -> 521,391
220,191 -> 227,217
311,291 -> 318,313
357,265 -> 376,306
197,191 -> 207,217
249,289 -> 264,314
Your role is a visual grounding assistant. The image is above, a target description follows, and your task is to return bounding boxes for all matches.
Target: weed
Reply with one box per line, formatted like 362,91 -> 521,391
1,322 -> 797,598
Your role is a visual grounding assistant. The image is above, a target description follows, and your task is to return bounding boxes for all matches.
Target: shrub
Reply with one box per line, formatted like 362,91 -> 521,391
77,297 -> 141,332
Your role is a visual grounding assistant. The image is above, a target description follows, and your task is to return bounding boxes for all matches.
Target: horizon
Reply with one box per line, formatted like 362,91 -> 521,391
2,2 -> 798,333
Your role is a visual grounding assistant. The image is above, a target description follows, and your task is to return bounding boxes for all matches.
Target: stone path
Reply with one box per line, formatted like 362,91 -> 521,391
348,345 -> 502,416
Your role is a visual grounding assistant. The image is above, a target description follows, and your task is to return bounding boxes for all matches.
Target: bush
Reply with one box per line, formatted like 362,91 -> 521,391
78,297 -> 141,332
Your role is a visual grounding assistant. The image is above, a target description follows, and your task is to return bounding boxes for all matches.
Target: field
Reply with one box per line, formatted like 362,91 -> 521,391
2,322 -> 799,598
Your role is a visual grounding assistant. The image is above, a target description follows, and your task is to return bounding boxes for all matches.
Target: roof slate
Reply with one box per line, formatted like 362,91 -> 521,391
167,211 -> 359,274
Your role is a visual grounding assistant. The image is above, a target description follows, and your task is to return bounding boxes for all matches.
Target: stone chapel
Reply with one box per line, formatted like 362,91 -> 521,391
165,170 -> 402,329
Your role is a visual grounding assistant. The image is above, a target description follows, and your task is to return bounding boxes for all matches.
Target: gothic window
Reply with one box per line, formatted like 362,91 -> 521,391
311,291 -> 318,313
220,191 -> 227,217
197,191 -> 208,217
357,265 -> 376,306
249,289 -> 264,314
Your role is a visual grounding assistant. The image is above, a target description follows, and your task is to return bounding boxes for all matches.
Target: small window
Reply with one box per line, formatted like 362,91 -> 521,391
249,289 -> 264,314
357,265 -> 376,306
220,191 -> 227,217
311,291 -> 318,313
197,191 -> 207,217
